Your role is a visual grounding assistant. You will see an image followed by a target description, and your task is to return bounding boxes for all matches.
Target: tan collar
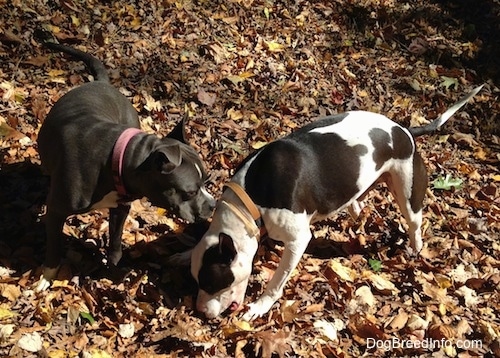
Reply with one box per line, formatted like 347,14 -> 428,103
223,182 -> 265,238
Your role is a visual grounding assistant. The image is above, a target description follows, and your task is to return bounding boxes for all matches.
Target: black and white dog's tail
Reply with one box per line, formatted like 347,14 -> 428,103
408,85 -> 484,137
34,29 -> 109,83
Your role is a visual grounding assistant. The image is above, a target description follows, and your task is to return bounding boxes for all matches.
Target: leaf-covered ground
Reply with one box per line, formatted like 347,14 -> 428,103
1,0 -> 499,357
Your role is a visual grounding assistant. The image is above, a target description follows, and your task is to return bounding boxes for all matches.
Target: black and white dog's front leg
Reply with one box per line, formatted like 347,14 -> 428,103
242,229 -> 312,321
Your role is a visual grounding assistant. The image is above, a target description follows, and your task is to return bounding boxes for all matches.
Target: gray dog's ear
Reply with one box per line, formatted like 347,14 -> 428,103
154,144 -> 182,174
219,232 -> 237,263
167,113 -> 187,143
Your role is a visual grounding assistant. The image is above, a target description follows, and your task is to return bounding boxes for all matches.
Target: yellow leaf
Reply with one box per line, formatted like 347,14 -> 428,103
238,71 -> 254,79
226,75 -> 246,85
251,141 -> 267,149
48,349 -> 71,358
0,306 -> 16,319
47,25 -> 61,34
473,147 -> 487,160
233,320 -> 254,331
156,208 -> 166,216
435,275 -> 452,289
51,279 -> 70,288
142,92 -> 162,112
227,108 -> 243,121
131,17 -> 141,29
439,303 -> 447,316
492,174 -> 500,182
264,40 -> 284,52
47,69 -> 65,78
89,349 -> 113,358
329,260 -> 355,282
264,7 -> 271,20
70,15 -> 80,26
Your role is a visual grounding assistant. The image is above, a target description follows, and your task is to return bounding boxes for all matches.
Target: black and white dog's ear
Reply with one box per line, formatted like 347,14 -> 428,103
167,113 -> 187,143
153,145 -> 182,174
218,232 -> 237,263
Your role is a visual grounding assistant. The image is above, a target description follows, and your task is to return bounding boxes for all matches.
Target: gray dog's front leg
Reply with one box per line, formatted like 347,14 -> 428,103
108,204 -> 130,265
37,209 -> 67,291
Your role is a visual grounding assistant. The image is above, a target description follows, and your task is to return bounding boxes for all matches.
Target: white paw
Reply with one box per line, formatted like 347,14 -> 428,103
34,266 -> 59,292
35,277 -> 51,292
348,200 -> 365,219
405,244 -> 422,258
241,297 -> 275,321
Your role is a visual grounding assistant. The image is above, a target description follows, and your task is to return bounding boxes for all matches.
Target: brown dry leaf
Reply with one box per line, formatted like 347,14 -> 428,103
349,314 -> 387,342
421,280 -> 448,301
280,300 -> 301,323
451,132 -> 478,147
255,330 -> 292,358
303,303 -> 325,314
386,310 -> 409,331
0,284 -> 21,302
428,323 -> 456,340
0,122 -> 26,140
197,89 -> 217,106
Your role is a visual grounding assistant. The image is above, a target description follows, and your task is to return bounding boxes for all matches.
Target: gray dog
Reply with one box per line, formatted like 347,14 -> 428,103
36,39 -> 215,290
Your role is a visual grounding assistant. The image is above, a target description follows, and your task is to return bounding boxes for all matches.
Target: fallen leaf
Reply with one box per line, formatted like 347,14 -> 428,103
313,319 -> 344,342
329,259 -> 356,282
264,40 -> 285,52
362,271 -> 399,294
118,323 -> 135,338
197,89 -> 217,106
17,332 -> 43,353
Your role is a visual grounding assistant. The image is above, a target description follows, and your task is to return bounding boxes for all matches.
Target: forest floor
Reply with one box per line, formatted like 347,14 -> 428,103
0,0 -> 499,357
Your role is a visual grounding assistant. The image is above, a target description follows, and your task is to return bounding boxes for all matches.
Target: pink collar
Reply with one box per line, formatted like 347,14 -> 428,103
112,128 -> 142,196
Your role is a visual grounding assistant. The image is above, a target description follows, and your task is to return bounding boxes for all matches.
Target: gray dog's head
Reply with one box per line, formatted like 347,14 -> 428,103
133,119 -> 215,222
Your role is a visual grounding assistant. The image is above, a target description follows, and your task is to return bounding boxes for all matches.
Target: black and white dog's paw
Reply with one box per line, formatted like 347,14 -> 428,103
241,296 -> 276,321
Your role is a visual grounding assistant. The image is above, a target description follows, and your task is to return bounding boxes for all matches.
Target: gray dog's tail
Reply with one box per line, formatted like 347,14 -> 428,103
35,29 -> 109,83
408,85 -> 483,137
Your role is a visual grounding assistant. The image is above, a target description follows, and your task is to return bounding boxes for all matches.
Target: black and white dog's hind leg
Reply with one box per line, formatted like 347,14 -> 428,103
385,152 -> 428,254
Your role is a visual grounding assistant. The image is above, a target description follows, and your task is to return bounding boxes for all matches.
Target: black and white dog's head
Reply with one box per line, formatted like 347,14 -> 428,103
190,213 -> 258,318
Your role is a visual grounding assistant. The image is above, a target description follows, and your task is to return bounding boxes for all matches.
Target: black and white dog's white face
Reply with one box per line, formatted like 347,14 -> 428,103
191,225 -> 258,318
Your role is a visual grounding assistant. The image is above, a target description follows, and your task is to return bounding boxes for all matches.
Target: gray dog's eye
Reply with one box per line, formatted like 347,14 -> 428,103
182,190 -> 198,200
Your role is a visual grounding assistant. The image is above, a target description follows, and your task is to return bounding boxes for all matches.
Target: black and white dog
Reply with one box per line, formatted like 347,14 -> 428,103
189,85 -> 483,320
36,38 -> 215,290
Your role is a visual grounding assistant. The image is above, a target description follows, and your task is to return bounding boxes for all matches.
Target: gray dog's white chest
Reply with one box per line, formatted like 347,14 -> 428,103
91,191 -> 120,209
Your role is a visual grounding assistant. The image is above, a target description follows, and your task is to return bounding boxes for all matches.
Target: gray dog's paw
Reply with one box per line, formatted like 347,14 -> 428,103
167,250 -> 192,266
